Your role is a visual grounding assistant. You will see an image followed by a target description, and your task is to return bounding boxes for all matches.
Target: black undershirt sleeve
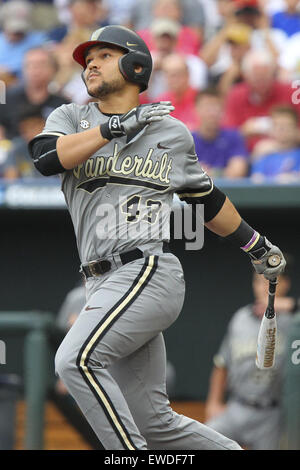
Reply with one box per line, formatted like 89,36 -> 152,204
28,135 -> 66,176
177,186 -> 226,223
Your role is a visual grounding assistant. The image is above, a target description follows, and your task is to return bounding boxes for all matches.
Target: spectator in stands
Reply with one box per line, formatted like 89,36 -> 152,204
223,49 -> 298,151
271,0 -> 300,36
0,138 -> 12,179
192,88 -> 248,179
217,23 -> 252,95
137,0 -> 203,56
234,0 -> 288,54
3,105 -> 46,180
143,19 -> 208,101
0,1 -> 46,82
198,0 -> 230,42
215,0 -> 239,26
29,1 -> 60,32
0,47 -> 70,139
205,267 -> 295,450
52,29 -> 91,104
201,0 -> 287,82
251,106 -> 300,182
259,0 -> 286,16
47,0 -> 109,44
278,26 -> 300,81
130,0 -> 205,43
54,0 -> 73,26
156,54 -> 199,130
102,0 -> 136,26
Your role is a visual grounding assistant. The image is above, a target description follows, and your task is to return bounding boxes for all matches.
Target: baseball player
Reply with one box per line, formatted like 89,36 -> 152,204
205,270 -> 293,450
28,25 -> 285,450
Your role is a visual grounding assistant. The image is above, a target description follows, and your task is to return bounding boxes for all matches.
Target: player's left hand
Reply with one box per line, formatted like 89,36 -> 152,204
104,102 -> 174,139
250,238 -> 286,280
124,101 -> 174,126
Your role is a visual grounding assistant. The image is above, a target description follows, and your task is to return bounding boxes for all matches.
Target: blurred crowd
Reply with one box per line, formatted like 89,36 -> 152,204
1,0 -> 300,182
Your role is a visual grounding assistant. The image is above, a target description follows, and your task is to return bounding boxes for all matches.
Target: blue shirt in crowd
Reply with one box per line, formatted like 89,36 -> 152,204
272,11 -> 300,37
251,148 -> 300,178
0,31 -> 46,77
192,128 -> 248,170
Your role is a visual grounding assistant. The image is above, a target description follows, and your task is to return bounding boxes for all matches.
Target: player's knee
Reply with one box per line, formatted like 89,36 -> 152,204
226,439 -> 243,450
55,345 -> 77,380
139,405 -> 179,439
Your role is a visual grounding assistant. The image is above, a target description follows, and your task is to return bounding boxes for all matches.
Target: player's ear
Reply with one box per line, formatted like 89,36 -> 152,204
81,70 -> 86,85
134,64 -> 143,74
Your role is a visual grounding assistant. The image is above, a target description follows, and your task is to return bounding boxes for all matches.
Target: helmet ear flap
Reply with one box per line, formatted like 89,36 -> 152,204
119,51 -> 152,93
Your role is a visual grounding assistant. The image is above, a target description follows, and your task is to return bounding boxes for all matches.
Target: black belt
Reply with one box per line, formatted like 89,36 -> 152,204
82,242 -> 171,278
235,397 -> 279,409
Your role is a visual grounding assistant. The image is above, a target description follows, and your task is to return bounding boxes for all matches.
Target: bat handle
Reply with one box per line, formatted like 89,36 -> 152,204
266,277 -> 278,318
268,277 -> 278,291
266,253 -> 280,300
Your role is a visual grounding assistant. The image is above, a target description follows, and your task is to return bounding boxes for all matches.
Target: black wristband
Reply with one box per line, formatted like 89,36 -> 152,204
100,115 -> 125,141
224,219 -> 255,245
100,121 -> 113,141
224,219 -> 269,260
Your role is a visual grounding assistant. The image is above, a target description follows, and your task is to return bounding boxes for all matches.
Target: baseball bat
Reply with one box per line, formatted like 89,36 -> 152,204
255,254 -> 281,370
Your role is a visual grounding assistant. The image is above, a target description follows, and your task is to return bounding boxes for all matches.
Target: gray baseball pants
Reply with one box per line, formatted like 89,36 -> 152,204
55,253 -> 241,450
206,400 -> 282,450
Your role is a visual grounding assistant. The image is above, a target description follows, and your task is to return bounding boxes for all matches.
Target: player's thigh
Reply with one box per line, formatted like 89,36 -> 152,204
56,254 -> 185,370
109,332 -> 170,435
85,254 -> 185,367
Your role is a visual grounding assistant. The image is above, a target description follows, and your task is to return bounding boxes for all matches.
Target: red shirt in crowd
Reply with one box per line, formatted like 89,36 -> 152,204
156,87 -> 199,131
138,26 -> 201,57
223,81 -> 299,150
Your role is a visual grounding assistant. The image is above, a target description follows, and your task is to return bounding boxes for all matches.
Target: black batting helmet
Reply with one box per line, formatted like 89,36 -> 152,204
73,25 -> 153,93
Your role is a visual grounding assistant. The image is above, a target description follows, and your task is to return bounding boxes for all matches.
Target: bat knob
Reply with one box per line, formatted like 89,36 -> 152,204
267,254 -> 281,267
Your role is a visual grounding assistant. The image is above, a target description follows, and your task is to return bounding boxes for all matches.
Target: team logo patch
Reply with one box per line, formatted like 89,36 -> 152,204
80,119 -> 90,129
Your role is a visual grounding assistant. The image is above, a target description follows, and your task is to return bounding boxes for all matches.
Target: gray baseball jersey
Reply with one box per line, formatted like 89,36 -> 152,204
214,304 -> 292,405
37,102 -> 211,263
34,102 -> 242,451
206,304 -> 292,449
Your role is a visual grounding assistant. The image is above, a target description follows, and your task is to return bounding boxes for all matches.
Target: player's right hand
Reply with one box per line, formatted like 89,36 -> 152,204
251,238 -> 286,280
103,102 -> 174,140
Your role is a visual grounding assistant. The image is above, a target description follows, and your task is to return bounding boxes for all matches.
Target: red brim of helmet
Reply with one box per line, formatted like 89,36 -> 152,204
73,40 -> 105,68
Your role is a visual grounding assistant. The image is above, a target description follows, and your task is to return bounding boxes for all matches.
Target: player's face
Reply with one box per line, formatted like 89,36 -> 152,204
83,46 -> 126,99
